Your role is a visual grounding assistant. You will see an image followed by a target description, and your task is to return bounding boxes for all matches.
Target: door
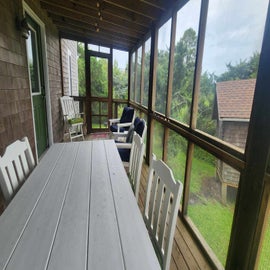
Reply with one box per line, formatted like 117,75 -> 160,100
86,50 -> 112,133
26,13 -> 48,157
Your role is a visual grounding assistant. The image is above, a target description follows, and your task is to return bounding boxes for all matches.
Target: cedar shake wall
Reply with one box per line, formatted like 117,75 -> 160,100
217,121 -> 249,186
0,0 -> 34,155
61,39 -> 78,96
0,0 -> 63,156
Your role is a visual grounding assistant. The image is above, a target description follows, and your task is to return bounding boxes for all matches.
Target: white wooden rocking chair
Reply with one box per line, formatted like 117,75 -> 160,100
60,96 -> 84,141
144,154 -> 183,270
0,137 -> 35,202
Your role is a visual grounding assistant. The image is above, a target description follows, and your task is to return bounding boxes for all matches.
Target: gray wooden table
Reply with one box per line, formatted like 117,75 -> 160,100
0,140 -> 160,270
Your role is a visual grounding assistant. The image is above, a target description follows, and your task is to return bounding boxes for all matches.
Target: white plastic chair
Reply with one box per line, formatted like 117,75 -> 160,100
0,137 -> 35,202
144,154 -> 183,270
60,96 -> 84,141
128,133 -> 145,201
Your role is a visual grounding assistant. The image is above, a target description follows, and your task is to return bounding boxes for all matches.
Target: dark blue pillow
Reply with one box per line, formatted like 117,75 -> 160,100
135,120 -> 145,137
126,124 -> 134,143
118,148 -> 130,162
120,107 -> 134,123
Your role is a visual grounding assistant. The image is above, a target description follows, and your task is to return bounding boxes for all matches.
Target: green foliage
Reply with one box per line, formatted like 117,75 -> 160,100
217,52 -> 260,82
113,60 -> 128,99
90,57 -> 108,97
77,43 -> 86,96
188,201 -> 234,266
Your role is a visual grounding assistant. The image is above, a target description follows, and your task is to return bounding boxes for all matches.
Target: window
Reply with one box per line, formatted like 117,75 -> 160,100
171,0 -> 200,125
155,19 -> 171,114
113,49 -> 128,100
196,0 -> 268,151
130,52 -> 136,101
135,46 -> 142,104
187,145 -> 238,266
143,38 -> 151,107
68,49 -> 72,96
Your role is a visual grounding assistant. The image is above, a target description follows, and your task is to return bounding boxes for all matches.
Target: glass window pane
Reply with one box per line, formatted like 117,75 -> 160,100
101,102 -> 108,114
90,57 -> 108,98
92,116 -> 100,129
258,198 -> 270,270
91,101 -> 99,115
101,116 -> 108,128
143,38 -> 151,107
135,46 -> 142,103
155,19 -> 171,114
152,121 -> 164,160
171,0 -> 200,124
167,130 -> 187,183
77,42 -> 86,97
130,52 -> 136,101
197,0 -> 268,151
113,49 -> 128,100
27,29 -> 40,93
188,145 -> 238,266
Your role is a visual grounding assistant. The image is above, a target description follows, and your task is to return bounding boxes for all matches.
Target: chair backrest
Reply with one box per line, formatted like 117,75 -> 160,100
134,119 -> 147,141
0,137 -> 35,202
128,132 -> 145,201
60,96 -> 77,120
144,154 -> 183,270
119,106 -> 135,123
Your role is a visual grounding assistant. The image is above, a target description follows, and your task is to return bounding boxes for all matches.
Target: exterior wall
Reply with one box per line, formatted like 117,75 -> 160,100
0,0 -> 63,156
61,39 -> 78,96
217,121 -> 249,186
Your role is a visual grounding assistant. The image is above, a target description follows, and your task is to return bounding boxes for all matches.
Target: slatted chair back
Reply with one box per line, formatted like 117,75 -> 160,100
144,154 -> 183,270
0,137 -> 35,202
128,132 -> 145,201
60,96 -> 84,141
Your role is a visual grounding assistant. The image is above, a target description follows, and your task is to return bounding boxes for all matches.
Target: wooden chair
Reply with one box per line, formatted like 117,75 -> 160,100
144,154 -> 183,270
0,137 -> 35,202
127,132 -> 145,201
60,96 -> 84,141
109,106 -> 135,133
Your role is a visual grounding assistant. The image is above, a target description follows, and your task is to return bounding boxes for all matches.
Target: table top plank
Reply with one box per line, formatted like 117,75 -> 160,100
88,140 -> 124,269
0,143 -> 65,269
47,142 -> 92,270
5,143 -> 79,270
104,140 -> 161,270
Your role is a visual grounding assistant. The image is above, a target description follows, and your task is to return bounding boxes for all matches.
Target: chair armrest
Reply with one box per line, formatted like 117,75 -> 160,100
109,118 -> 120,125
116,122 -> 133,132
115,143 -> 132,149
113,132 -> 128,142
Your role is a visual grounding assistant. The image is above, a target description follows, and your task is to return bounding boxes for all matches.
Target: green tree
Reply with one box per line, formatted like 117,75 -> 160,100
171,28 -> 198,123
113,60 -> 128,99
217,52 -> 260,82
77,43 -> 85,96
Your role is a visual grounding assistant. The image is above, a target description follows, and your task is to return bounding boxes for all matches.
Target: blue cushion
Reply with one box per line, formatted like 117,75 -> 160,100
120,107 -> 134,123
135,120 -> 145,137
133,117 -> 140,128
118,148 -> 130,162
110,124 -> 125,133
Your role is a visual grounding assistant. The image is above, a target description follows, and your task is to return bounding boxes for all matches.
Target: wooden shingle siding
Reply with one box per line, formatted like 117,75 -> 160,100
0,0 -> 64,155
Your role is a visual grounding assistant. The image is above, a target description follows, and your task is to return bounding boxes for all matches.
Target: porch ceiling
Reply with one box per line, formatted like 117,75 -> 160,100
39,0 -> 178,51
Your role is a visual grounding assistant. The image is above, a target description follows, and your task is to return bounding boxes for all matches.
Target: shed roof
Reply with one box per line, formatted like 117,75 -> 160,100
215,79 -> 256,120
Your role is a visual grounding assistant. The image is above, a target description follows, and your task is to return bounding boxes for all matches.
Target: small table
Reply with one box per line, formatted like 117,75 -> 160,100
0,140 -> 160,270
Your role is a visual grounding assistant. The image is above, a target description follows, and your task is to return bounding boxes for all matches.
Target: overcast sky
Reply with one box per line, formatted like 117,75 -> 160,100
114,0 -> 269,75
